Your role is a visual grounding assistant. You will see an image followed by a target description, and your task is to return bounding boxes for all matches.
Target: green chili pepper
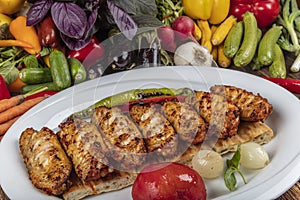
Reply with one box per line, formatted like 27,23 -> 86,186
68,87 -> 193,119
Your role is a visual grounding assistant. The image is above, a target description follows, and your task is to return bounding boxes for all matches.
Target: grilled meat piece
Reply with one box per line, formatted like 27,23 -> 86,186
129,103 -> 178,160
210,85 -> 273,121
91,106 -> 147,172
58,119 -> 113,182
185,91 -> 240,139
161,101 -> 207,144
19,127 -> 72,196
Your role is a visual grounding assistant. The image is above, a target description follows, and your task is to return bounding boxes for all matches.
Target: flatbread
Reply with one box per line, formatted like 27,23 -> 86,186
62,121 -> 274,200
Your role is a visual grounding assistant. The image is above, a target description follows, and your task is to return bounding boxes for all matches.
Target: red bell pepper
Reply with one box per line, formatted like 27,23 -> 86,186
68,36 -> 105,68
0,75 -> 10,100
229,0 -> 280,29
262,76 -> 300,94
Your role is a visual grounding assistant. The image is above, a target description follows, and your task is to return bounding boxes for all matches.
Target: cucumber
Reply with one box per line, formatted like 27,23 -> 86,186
68,57 -> 87,84
49,50 -> 71,90
233,12 -> 258,67
21,82 -> 59,94
224,21 -> 244,58
19,68 -> 52,84
257,25 -> 282,66
269,44 -> 286,78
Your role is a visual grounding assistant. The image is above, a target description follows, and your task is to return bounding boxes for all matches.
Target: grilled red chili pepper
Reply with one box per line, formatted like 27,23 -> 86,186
24,90 -> 57,101
262,76 -> 300,94
68,36 -> 105,68
229,0 -> 280,28
0,75 -> 10,100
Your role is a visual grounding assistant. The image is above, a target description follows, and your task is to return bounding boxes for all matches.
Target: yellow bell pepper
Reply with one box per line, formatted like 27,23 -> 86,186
183,0 -> 230,24
182,0 -> 214,20
209,0 -> 230,24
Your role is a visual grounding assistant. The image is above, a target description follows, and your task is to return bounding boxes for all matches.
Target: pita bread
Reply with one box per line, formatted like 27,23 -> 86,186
62,121 -> 274,200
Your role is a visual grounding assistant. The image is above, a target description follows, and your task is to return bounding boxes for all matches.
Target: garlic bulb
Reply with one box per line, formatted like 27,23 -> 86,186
192,149 -> 224,179
174,42 -> 213,67
240,142 -> 270,170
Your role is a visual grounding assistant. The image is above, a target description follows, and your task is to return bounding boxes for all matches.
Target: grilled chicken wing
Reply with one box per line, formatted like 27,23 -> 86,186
58,119 -> 113,182
161,101 -> 207,144
129,103 -> 178,160
185,91 -> 240,139
210,85 -> 273,121
91,106 -> 147,172
19,127 -> 72,196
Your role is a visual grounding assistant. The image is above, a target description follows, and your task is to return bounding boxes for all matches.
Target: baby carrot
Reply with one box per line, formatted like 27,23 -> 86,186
0,95 -> 24,113
0,39 -> 33,48
0,96 -> 45,124
0,116 -> 20,135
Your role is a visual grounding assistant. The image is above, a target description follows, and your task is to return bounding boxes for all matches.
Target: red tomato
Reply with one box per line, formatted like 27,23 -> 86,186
229,0 -> 280,29
132,162 -> 206,200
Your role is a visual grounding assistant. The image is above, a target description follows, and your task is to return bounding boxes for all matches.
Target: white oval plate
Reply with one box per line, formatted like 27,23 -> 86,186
1,66 -> 300,200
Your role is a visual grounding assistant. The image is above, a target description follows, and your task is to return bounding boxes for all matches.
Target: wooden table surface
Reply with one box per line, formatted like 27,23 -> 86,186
0,53 -> 300,199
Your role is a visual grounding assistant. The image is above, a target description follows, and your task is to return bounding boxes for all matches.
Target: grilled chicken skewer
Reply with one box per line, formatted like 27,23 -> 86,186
129,103 -> 179,161
210,85 -> 273,121
161,101 -> 207,144
19,127 -> 72,196
92,106 -> 147,172
58,118 -> 114,183
185,91 -> 240,139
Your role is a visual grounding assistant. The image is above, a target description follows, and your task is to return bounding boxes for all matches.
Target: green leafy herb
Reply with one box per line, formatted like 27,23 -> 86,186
23,55 -> 39,68
224,146 -> 247,191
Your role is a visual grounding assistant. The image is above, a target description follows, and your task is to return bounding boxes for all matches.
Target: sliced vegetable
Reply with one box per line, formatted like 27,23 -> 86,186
240,142 -> 269,169
262,76 -> 300,94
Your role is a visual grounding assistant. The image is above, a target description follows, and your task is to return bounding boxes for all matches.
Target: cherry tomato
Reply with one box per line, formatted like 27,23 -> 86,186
132,162 -> 206,200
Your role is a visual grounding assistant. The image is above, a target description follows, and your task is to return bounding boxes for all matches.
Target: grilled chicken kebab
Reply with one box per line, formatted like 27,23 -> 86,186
18,85 -> 273,199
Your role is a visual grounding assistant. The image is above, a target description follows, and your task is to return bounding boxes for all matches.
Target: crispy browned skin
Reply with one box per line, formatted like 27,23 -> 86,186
129,103 -> 178,159
161,101 -> 207,144
91,106 -> 147,171
58,119 -> 113,182
210,85 -> 273,121
19,127 -> 72,196
185,91 -> 240,139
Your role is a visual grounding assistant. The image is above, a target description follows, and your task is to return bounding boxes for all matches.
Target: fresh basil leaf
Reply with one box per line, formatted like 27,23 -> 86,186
39,47 -> 52,57
110,0 -> 158,16
107,1 -> 137,40
24,55 -> 39,68
0,62 -> 19,85
224,167 -> 238,191
229,145 -> 241,169
60,32 -> 92,50
85,6 -> 99,35
51,2 -> 87,39
26,0 -> 53,26
1,48 -> 18,58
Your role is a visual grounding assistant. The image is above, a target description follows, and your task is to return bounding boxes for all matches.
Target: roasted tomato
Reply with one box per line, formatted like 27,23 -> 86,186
132,162 -> 206,200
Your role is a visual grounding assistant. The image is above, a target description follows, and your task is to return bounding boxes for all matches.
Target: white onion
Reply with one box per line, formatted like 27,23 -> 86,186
174,42 -> 213,67
192,149 -> 224,179
240,142 -> 270,170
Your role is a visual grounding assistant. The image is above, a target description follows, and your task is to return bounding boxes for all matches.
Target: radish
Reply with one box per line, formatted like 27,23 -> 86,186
157,25 -> 176,51
172,16 -> 196,42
